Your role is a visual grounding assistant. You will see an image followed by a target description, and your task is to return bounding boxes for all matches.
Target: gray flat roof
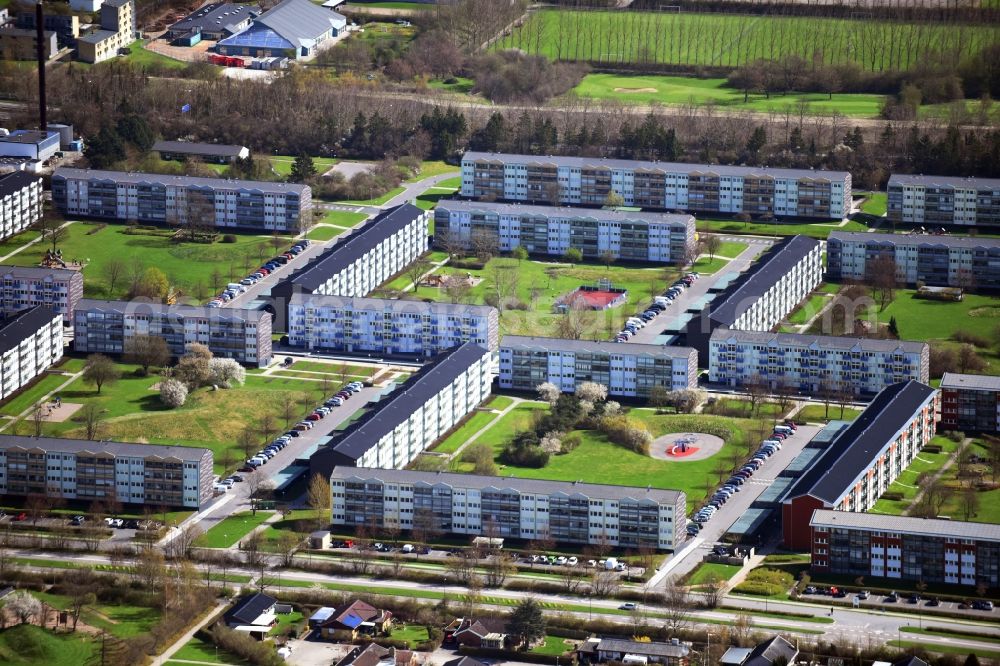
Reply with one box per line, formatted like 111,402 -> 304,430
785,381 -> 936,505
0,265 -> 80,280
726,507 -> 772,537
253,0 -> 345,47
595,639 -> 689,658
464,151 -> 850,181
167,2 -> 258,33
0,171 -> 39,198
810,509 -> 1000,542
501,335 -> 695,359
289,293 -> 496,318
153,140 -> 247,157
434,199 -> 694,227
76,299 -> 269,323
940,372 -> 1000,392
710,328 -> 927,354
828,231 -> 1000,250
331,467 -> 685,505
77,29 -> 117,44
0,131 -> 55,145
0,434 -> 210,461
889,174 -> 1000,189
53,167 -> 309,195
0,307 -> 57,356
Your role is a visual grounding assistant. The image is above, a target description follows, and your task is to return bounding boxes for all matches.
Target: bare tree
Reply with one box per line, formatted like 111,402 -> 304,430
743,373 -> 768,418
102,258 -> 126,298
406,258 -> 432,293
124,335 -> 171,375
704,234 -> 722,261
960,487 -> 979,521
30,401 -> 45,437
661,575 -> 691,636
488,259 -> 520,313
590,570 -> 620,598
703,574 -> 724,608
867,255 -> 898,311
79,403 -> 104,441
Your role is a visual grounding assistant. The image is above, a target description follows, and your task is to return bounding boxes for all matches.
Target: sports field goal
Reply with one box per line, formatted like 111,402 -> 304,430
658,4 -> 682,11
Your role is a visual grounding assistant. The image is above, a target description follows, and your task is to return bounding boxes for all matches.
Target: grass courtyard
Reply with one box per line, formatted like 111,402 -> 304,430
197,511 -> 275,548
697,217 -> 868,239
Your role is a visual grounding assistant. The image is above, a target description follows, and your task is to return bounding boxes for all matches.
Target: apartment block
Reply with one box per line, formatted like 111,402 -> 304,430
330,468 -> 687,551
0,307 -> 63,402
940,373 -> 1000,434
0,172 -> 43,241
781,381 -> 938,550
499,336 -> 697,397
461,152 -> 851,220
433,200 -> 695,264
888,174 -> 1000,227
73,299 -> 272,367
0,265 -> 83,322
288,293 -> 499,357
310,343 -> 492,477
826,231 -> 1000,290
709,329 -> 929,398
51,167 -> 311,233
0,435 -> 213,509
810,510 -> 1000,588
272,204 -> 429,327
0,27 -> 58,60
686,235 -> 823,357
76,0 -> 135,64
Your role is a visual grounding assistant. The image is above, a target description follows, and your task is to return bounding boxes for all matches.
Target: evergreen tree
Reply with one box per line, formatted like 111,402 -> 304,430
470,112 -> 506,152
789,127 -> 803,151
508,598 -> 546,647
118,114 -> 155,152
745,127 -> 767,159
289,154 -> 317,183
84,126 -> 126,169
888,316 -> 900,338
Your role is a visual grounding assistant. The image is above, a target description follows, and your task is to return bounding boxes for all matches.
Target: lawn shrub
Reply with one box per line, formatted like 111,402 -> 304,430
880,491 -> 905,501
222,234 -> 238,243
952,330 -> 990,347
944,430 -> 965,442
209,625 -> 284,666
85,223 -> 107,235
922,444 -> 942,453
733,567 -> 794,596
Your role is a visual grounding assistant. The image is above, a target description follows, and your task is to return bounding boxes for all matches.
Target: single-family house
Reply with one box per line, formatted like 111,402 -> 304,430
225,593 -> 277,630
443,617 -> 516,650
443,658 -> 488,666
578,637 -> 690,665
335,644 -> 418,666
317,599 -> 392,640
719,635 -> 798,666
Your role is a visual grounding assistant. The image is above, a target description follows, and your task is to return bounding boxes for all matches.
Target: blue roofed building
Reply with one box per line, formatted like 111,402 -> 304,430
216,0 -> 346,59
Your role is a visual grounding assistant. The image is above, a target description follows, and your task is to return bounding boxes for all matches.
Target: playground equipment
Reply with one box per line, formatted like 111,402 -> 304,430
40,249 -> 67,269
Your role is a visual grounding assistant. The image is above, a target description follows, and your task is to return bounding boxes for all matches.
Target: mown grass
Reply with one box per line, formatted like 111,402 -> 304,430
196,511 -> 275,548
306,226 -> 346,241
320,210 -> 369,227
688,562 -> 742,586
792,404 -> 862,422
122,39 -> 186,70
697,217 -> 868,239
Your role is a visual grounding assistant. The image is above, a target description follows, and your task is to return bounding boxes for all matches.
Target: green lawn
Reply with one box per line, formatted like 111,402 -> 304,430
408,160 -> 460,181
0,228 -> 41,258
792,404 -> 862,422
36,591 -> 161,638
320,210 -> 369,227
306,226 -> 346,242
0,372 -> 76,416
691,255 -> 730,275
8,222 -> 284,300
716,241 -> 748,258
436,176 -> 462,189
785,293 -> 830,325
415,187 -> 458,211
0,625 -> 95,665
390,625 -> 430,645
287,361 -> 376,377
430,399 -> 510,455
197,511 -> 275,548
270,610 -> 304,636
571,74 -> 887,118
173,635 -> 249,664
688,562 -> 742,586
698,217 -> 868,239
873,289 -> 1000,342
704,397 -> 784,419
122,39 -> 187,70
860,192 -> 887,216
336,186 -> 406,206
268,155 -> 337,177
530,635 -> 575,656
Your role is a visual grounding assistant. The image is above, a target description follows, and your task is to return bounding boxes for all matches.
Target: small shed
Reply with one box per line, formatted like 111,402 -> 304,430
310,530 -> 332,549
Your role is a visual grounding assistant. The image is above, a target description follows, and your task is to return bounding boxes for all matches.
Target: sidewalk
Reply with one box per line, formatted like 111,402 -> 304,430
150,599 -> 229,666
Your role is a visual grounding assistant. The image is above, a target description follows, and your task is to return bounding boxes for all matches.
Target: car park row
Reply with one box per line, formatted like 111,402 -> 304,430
615,272 -> 697,343
207,239 -> 311,308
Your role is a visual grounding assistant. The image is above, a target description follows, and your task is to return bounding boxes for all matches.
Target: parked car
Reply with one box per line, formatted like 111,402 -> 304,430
619,602 -> 637,610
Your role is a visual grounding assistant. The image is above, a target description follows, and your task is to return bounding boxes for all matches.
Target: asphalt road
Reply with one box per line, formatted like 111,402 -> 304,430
222,239 -> 334,310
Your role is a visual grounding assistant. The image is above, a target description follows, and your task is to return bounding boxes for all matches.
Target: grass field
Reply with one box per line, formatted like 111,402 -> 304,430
871,436 -> 960,517
173,635 -> 248,664
306,226 -> 347,241
320,210 -> 369,227
860,192 -> 888,216
430,396 -> 515,454
390,625 -> 431,644
268,155 -> 337,177
0,371 -> 76,416
792,404 -> 862,422
407,160 -> 459,181
0,625 -> 96,665
697,217 -> 868,239
336,186 -> 406,206
36,591 -> 161,638
287,361 -> 377,377
873,289 -> 1000,342
197,511 -> 275,548
531,635 -> 575,656
687,562 -> 742,586
572,74 -> 887,118
785,292 -> 830,326
500,10 -> 994,71
123,40 -> 187,70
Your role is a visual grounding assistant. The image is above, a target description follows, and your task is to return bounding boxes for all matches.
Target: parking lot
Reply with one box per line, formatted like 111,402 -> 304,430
798,586 -> 996,615
223,238 -> 333,309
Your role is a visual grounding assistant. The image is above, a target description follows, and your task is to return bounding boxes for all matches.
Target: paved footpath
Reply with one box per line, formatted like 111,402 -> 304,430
150,599 -> 230,666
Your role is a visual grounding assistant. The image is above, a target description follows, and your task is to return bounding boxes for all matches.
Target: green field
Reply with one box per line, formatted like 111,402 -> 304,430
122,39 -> 187,70
406,160 -> 460,181
287,361 -> 377,377
430,396 -> 515,454
873,289 -> 1000,342
197,511 -> 275,548
268,155 -> 337,177
0,371 -> 76,416
687,562 -> 742,586
792,404 -> 862,422
0,625 -> 96,665
173,635 -> 249,664
500,10 -> 995,71
785,293 -> 831,326
306,226 -> 346,241
531,635 -> 576,656
860,192 -> 888,216
390,625 -> 431,644
572,74 -> 887,118
320,210 -> 369,227
336,186 -> 406,206
697,217 -> 867,239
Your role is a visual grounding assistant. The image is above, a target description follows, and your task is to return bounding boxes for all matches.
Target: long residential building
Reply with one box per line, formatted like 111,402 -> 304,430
810,510 -> 999,588
73,299 -> 272,367
433,200 -> 695,264
0,307 -> 63,401
310,343 -> 492,477
461,152 -> 852,220
685,235 -> 823,357
288,294 -> 499,357
940,373 -> 1000,434
0,435 -> 213,509
888,174 -> 1000,227
329,468 -> 687,551
0,265 -> 84,322
499,336 -> 697,397
781,380 -> 938,550
51,167 -> 312,233
271,204 -> 429,328
0,172 -> 43,241
708,329 -> 929,398
826,231 -> 1000,290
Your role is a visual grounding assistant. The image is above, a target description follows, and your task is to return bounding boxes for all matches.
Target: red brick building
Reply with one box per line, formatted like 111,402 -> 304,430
940,373 -> 1000,434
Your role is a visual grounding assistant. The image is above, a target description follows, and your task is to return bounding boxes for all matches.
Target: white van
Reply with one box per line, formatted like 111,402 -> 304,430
401,544 -> 414,553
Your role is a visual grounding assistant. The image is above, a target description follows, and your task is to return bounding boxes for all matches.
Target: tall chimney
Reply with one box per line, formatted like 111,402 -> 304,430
35,1 -> 47,131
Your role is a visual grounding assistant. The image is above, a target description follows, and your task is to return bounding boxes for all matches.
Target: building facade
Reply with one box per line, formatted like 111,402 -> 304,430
0,435 -> 213,509
810,510 -> 1000,588
433,200 -> 695,264
0,265 -> 84,322
781,381 -> 938,550
709,329 -> 929,397
686,235 -> 823,357
51,167 -> 312,233
499,336 -> 697,396
826,232 -> 1000,290
888,174 -> 1000,227
0,27 -> 58,60
73,299 -> 272,367
76,0 -> 134,64
216,0 -> 345,59
940,373 -> 1000,434
288,294 -> 499,357
0,130 -> 60,162
0,172 -> 43,242
461,152 -> 852,220
310,343 -> 492,476
330,468 -> 687,551
0,307 -> 63,402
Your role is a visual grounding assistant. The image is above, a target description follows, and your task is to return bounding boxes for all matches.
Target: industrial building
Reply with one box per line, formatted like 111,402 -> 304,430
461,152 -> 852,220
153,141 -> 250,164
888,174 -> 1000,227
52,167 -> 312,233
73,300 -> 273,367
685,235 -> 823,357
76,0 -> 135,64
0,265 -> 83,322
940,373 -> 1000,434
330,468 -> 687,551
0,307 -> 63,402
826,231 -> 1000,291
216,0 -> 346,59
287,294 -> 499,357
0,172 -> 43,242
0,435 -> 213,509
310,343 -> 492,476
499,336 -> 698,396
0,130 -> 60,163
433,200 -> 695,264
810,510 -> 999,587
781,381 -> 938,550
164,3 -> 259,43
708,330 -> 929,397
